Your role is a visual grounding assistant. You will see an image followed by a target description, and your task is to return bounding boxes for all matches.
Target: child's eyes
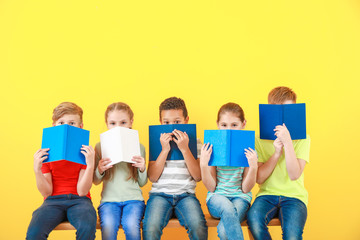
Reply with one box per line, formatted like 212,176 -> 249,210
232,124 -> 238,127
59,122 -> 64,125
221,124 -> 227,127
69,122 -> 75,125
164,121 -> 169,124
121,121 -> 127,125
175,121 -> 180,124
110,122 -> 115,125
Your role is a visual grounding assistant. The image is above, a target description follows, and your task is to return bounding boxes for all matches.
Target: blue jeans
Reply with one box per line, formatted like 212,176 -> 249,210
142,192 -> 208,240
98,200 -> 145,240
26,194 -> 97,240
247,195 -> 307,240
207,194 -> 250,240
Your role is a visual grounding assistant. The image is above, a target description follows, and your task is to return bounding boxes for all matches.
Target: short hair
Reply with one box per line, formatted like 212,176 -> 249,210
105,102 -> 134,123
217,102 -> 245,123
268,86 -> 297,104
52,102 -> 83,123
159,97 -> 188,119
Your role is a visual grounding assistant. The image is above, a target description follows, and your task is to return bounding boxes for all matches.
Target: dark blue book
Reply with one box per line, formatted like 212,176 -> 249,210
259,103 -> 306,140
41,124 -> 90,165
204,130 -> 255,167
149,124 -> 197,161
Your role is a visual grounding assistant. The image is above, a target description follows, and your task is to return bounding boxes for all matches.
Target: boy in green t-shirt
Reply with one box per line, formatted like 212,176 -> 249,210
247,87 -> 311,240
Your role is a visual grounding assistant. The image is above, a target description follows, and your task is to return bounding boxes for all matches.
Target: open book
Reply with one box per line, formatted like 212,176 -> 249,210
100,126 -> 141,166
204,129 -> 255,167
41,124 -> 90,165
149,124 -> 197,161
259,103 -> 306,140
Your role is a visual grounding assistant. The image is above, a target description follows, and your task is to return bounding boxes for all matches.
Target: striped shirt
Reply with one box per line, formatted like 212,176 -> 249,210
206,166 -> 252,203
150,139 -> 202,195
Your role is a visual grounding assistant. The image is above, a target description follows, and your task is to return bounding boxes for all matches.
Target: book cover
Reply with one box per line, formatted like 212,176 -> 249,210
204,129 -> 254,167
259,103 -> 306,140
41,124 -> 90,165
100,126 -> 141,165
149,124 -> 197,161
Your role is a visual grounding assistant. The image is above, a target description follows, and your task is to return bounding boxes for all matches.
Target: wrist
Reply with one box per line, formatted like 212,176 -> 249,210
179,146 -> 190,154
34,168 -> 43,175
200,161 -> 209,167
283,140 -> 293,149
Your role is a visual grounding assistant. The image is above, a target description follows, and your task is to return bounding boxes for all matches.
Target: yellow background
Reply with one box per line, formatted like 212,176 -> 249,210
1,0 -> 360,239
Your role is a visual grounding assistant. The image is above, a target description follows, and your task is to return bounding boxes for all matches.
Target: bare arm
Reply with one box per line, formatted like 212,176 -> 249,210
275,124 -> 306,180
257,138 -> 283,184
33,148 -> 53,198
199,143 -> 217,192
77,145 -> 95,196
173,130 -> 201,182
283,141 -> 306,180
242,148 -> 258,193
148,133 -> 171,182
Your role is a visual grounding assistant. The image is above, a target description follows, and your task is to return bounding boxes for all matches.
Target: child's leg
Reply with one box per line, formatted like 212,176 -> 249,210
121,200 -> 145,240
207,194 -> 247,240
247,195 -> 279,240
279,197 -> 307,240
175,193 -> 208,240
98,202 -> 122,240
231,197 -> 251,223
66,196 -> 97,240
142,193 -> 173,240
26,197 -> 67,240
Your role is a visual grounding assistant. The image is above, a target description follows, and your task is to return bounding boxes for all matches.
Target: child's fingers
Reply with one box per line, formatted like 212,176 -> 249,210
172,130 -> 182,140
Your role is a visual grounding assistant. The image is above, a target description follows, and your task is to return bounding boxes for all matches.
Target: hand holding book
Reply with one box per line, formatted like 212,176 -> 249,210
97,158 -> 113,175
33,148 -> 49,173
131,156 -> 146,172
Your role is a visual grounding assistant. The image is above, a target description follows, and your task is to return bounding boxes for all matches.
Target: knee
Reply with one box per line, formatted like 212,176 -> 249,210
143,219 -> 161,233
122,219 -> 141,235
186,217 -> 208,235
26,227 -> 46,240
282,227 -> 304,240
76,215 -> 97,233
247,208 -> 263,225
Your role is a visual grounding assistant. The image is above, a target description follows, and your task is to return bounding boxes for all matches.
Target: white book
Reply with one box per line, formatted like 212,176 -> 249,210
100,126 -> 141,166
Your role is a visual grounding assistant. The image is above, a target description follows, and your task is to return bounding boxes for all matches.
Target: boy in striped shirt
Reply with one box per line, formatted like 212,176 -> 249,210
143,97 -> 207,240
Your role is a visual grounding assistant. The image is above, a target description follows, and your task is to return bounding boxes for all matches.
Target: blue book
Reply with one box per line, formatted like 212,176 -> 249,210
149,124 -> 197,161
204,130 -> 255,167
41,124 -> 90,165
259,103 -> 306,140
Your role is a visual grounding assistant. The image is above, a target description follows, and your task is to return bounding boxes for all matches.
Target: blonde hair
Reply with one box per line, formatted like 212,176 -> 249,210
268,86 -> 297,104
52,102 -> 83,124
97,102 -> 138,182
217,102 -> 245,123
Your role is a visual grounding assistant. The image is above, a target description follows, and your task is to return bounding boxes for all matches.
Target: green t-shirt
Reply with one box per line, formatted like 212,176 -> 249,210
94,142 -> 148,203
255,135 -> 310,206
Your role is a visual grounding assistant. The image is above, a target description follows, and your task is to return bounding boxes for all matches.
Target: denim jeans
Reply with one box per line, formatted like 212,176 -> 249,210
142,192 -> 208,240
247,195 -> 307,240
26,194 -> 97,240
207,194 -> 250,240
98,200 -> 145,240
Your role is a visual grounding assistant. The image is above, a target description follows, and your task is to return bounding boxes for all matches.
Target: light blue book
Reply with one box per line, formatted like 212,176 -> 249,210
41,124 -> 90,165
149,124 -> 197,161
204,130 -> 255,167
259,103 -> 306,140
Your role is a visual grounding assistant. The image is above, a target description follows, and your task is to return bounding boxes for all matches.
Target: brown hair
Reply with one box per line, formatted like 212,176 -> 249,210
217,102 -> 245,123
159,97 -> 188,119
52,102 -> 83,124
268,86 -> 297,104
97,102 -> 138,182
